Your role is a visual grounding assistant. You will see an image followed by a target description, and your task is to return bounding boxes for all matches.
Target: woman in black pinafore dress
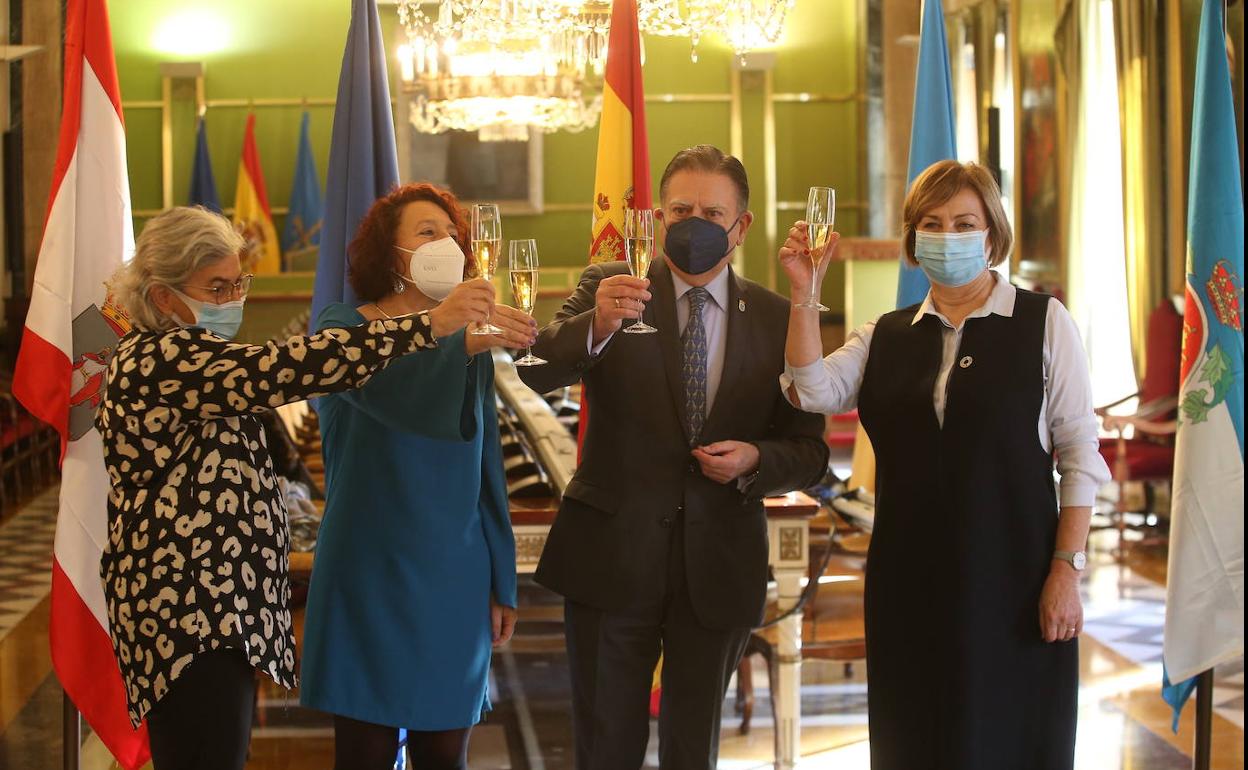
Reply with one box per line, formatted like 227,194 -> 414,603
775,161 -> 1110,769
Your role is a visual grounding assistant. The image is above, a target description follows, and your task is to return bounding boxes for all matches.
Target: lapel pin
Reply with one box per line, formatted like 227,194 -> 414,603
738,299 -> 746,312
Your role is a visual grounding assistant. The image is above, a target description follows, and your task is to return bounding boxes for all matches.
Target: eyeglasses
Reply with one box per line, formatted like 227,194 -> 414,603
182,274 -> 254,305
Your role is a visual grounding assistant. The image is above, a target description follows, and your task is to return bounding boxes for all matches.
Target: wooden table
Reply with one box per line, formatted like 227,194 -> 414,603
762,491 -> 819,770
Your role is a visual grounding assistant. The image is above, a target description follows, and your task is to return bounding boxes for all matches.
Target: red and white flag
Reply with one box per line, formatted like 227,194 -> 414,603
11,0 -> 150,766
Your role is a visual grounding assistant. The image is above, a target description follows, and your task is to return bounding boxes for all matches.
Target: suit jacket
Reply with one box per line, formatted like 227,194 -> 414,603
518,260 -> 829,630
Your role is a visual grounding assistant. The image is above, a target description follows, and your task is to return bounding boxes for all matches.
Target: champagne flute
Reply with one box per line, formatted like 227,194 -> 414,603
508,239 -> 546,366
795,186 -> 835,311
622,207 -> 657,334
471,203 -> 504,335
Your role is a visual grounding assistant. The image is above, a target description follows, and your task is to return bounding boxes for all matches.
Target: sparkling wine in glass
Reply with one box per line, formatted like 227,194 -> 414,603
508,239 -> 546,366
471,203 -> 504,335
796,186 -> 835,311
623,207 -> 657,334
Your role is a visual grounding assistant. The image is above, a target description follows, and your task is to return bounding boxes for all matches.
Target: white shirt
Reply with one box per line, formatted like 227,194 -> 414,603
590,267 -> 731,413
779,275 -> 1111,508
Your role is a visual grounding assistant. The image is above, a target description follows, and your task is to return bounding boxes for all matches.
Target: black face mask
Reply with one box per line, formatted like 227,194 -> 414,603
663,215 -> 742,275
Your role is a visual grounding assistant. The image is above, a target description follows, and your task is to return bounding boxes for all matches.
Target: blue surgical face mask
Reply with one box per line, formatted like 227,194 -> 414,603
663,215 -> 743,275
913,230 -> 989,288
171,288 -> 246,340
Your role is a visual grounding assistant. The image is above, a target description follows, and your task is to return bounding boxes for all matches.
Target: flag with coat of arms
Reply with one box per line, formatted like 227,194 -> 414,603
1161,0 -> 1245,730
11,0 -> 150,765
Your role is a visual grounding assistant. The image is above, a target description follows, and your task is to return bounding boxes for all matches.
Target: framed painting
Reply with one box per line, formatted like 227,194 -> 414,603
395,107 -> 544,215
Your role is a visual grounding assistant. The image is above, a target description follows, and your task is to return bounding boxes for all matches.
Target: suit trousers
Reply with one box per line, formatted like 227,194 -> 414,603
563,516 -> 752,770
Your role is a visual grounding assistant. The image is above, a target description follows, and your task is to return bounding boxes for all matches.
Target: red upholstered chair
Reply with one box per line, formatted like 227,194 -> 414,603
0,392 -> 60,517
825,409 -> 859,452
1095,299 -> 1183,553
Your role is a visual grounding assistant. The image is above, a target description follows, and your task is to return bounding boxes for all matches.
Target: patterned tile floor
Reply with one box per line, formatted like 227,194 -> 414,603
0,488 -> 57,643
0,490 -> 1242,769
1081,546 -> 1245,731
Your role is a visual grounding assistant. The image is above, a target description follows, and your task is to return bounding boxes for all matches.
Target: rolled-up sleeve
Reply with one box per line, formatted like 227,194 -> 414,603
1044,300 -> 1112,507
779,321 -> 875,415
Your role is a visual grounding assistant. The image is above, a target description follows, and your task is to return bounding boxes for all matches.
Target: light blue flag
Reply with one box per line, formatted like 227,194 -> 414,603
188,116 -> 222,214
282,112 -> 324,268
311,0 -> 399,325
897,0 -> 957,309
1161,0 -> 1245,730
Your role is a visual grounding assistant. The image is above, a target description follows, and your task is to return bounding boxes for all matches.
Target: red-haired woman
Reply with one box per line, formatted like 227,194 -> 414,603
299,184 -> 535,769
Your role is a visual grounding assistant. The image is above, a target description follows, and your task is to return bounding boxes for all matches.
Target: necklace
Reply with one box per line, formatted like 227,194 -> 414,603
370,302 -> 393,319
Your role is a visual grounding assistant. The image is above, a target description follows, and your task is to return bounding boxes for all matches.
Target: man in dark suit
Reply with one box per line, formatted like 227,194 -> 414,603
517,145 -> 828,769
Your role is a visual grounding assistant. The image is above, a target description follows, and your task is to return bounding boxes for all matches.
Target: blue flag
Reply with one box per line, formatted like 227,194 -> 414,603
896,0 -> 957,309
282,112 -> 324,268
311,0 -> 399,324
188,116 -> 222,213
1161,0 -> 1245,730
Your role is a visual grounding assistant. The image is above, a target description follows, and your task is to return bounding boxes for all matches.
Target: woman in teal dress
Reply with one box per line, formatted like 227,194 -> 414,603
300,183 -> 537,769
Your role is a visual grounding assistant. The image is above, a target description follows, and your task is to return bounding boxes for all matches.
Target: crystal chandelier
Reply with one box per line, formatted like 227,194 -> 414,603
396,0 -> 796,139
397,1 -> 610,139
638,0 -> 796,63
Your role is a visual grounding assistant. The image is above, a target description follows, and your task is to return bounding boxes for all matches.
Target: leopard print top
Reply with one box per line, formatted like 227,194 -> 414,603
97,314 -> 436,726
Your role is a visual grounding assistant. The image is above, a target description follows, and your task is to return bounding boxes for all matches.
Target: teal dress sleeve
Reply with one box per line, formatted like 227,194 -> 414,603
315,303 -> 476,440
477,357 -> 518,607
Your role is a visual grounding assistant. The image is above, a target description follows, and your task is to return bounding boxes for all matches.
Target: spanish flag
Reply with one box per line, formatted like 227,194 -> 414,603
233,113 -> 281,274
582,0 -> 652,447
588,0 -> 651,263
586,0 -> 665,717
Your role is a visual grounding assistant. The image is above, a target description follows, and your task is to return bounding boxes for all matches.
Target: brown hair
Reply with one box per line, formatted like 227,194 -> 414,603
902,160 -> 1012,267
658,144 -> 750,212
348,183 -> 473,302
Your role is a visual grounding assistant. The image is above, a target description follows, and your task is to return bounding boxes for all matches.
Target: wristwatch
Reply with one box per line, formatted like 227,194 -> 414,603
1053,550 -> 1087,571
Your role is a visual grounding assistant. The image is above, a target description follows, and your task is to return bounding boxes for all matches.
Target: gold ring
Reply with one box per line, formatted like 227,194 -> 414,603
615,298 -> 621,308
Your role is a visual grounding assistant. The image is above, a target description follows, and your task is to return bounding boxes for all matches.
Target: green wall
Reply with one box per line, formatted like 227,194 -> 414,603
109,0 -> 862,324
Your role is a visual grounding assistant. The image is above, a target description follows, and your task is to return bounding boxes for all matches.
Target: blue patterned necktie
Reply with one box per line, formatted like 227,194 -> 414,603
681,287 -> 709,446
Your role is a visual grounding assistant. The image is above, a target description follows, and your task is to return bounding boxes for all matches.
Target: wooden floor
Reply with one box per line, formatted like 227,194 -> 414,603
0,490 -> 1241,770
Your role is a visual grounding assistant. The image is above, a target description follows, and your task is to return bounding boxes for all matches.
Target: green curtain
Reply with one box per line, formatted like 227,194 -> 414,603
1110,0 -> 1167,381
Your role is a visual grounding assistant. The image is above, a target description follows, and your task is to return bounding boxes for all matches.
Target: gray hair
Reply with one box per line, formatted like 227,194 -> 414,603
109,206 -> 244,331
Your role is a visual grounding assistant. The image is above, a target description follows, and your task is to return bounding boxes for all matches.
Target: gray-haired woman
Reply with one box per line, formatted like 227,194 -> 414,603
98,206 -> 512,770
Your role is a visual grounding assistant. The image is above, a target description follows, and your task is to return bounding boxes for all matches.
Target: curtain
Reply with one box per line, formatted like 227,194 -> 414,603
971,3 -> 999,167
1065,0 -> 1137,406
1111,0 -> 1168,380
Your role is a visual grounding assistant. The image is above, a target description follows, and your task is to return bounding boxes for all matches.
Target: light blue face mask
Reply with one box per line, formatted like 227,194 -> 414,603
913,230 -> 989,288
171,288 -> 246,340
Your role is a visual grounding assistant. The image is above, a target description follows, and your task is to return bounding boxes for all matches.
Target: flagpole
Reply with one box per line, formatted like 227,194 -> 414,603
1193,668 -> 1214,770
63,693 -> 80,770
